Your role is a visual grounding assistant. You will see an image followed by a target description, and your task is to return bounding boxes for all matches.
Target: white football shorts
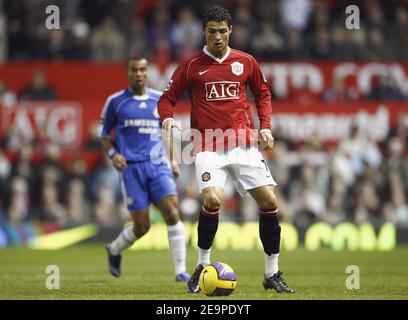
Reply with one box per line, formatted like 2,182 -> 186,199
195,146 -> 277,197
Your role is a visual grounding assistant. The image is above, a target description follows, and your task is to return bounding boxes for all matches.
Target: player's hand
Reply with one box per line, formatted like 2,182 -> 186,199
111,154 -> 128,171
259,130 -> 274,150
163,118 -> 181,141
171,162 -> 180,178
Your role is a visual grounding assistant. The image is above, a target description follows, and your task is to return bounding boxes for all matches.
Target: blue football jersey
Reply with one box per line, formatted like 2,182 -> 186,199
98,87 -> 164,162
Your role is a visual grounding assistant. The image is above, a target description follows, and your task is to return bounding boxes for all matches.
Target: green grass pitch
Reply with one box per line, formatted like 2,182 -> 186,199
1,245 -> 407,300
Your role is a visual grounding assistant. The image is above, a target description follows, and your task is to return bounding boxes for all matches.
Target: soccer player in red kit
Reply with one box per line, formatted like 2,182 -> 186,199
158,6 -> 294,293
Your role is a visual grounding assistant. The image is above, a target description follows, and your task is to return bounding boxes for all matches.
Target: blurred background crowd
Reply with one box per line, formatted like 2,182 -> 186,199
1,114 -> 407,234
0,0 -> 408,245
2,0 -> 408,63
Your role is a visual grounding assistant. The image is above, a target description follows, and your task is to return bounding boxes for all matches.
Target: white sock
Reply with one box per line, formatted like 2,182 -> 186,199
167,221 -> 187,275
197,247 -> 211,267
264,253 -> 279,278
108,225 -> 137,256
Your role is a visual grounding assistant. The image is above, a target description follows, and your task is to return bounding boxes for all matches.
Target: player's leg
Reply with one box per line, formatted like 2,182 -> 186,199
197,186 -> 223,266
106,209 -> 150,277
248,185 -> 294,293
106,164 -> 150,278
187,185 -> 224,293
149,160 -> 190,282
187,151 -> 227,293
154,194 -> 190,282
231,147 -> 294,292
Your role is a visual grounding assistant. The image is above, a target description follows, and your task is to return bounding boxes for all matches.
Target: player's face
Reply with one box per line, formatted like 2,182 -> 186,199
127,59 -> 148,92
204,21 -> 231,57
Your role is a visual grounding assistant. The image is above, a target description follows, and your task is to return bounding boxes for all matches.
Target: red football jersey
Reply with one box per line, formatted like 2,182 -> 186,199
158,46 -> 272,151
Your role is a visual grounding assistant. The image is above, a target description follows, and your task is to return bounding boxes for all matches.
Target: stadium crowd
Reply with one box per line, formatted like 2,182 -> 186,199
0,0 -> 408,245
2,0 -> 408,62
1,112 -> 407,235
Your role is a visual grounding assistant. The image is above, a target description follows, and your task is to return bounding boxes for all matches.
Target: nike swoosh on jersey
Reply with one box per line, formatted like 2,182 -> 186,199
199,70 -> 209,75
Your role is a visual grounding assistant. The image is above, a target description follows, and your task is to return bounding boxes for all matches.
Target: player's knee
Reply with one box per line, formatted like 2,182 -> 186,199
258,195 -> 278,212
133,223 -> 150,238
163,206 -> 180,225
203,194 -> 222,211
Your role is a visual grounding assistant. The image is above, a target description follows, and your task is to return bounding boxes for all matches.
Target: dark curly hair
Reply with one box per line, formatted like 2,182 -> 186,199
202,6 -> 232,28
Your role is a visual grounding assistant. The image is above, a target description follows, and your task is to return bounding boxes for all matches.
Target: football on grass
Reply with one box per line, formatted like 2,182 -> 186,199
199,262 -> 237,296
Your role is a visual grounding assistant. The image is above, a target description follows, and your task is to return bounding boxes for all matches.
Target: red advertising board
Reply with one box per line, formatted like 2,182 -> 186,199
1,102 -> 82,150
1,61 -> 407,101
0,62 -> 407,148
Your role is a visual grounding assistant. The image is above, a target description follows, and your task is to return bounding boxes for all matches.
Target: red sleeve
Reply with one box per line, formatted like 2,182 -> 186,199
249,57 -> 272,130
158,59 -> 190,123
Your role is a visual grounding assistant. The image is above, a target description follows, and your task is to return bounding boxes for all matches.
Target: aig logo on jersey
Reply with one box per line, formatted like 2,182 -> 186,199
205,81 -> 240,101
231,62 -> 244,76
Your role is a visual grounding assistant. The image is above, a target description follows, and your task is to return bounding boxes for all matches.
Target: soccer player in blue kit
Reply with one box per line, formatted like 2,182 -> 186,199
99,57 -> 190,282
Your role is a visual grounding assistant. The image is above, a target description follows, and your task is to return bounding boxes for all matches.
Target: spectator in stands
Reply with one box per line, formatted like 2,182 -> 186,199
339,126 -> 382,177
254,0 -> 280,22
366,1 -> 387,31
387,113 -> 408,149
366,27 -> 394,61
170,7 -> 202,59
84,121 -> 102,150
391,6 -> 408,60
280,0 -> 312,32
90,16 -> 126,62
0,79 -> 17,107
230,24 -> 251,52
311,27 -> 334,60
66,177 -> 91,226
284,27 -> 309,60
382,138 -> 408,193
331,14 -> 367,61
147,7 -> 174,66
324,192 -> 347,226
48,29 -> 66,60
128,18 -> 149,60
10,143 -> 39,209
63,17 -> 91,60
251,21 -> 284,59
230,3 -> 255,52
40,181 -> 68,224
7,176 -> 31,223
322,76 -> 360,102
288,77 -> 319,106
353,167 -> 383,225
368,74 -> 403,101
90,154 -> 121,203
91,156 -> 122,227
289,165 -> 327,227
37,143 -> 66,211
19,70 -> 56,101
383,170 -> 408,227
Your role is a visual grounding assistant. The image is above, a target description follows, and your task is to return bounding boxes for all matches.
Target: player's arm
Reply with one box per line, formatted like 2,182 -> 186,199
161,132 -> 180,178
157,60 -> 190,140
98,97 -> 128,171
249,57 -> 274,150
100,137 -> 128,171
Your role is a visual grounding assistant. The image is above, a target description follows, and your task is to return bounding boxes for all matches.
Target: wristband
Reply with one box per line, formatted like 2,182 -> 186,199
107,148 -> 117,159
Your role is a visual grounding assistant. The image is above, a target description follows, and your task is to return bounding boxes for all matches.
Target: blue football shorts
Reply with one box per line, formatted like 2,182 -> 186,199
120,160 -> 177,211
